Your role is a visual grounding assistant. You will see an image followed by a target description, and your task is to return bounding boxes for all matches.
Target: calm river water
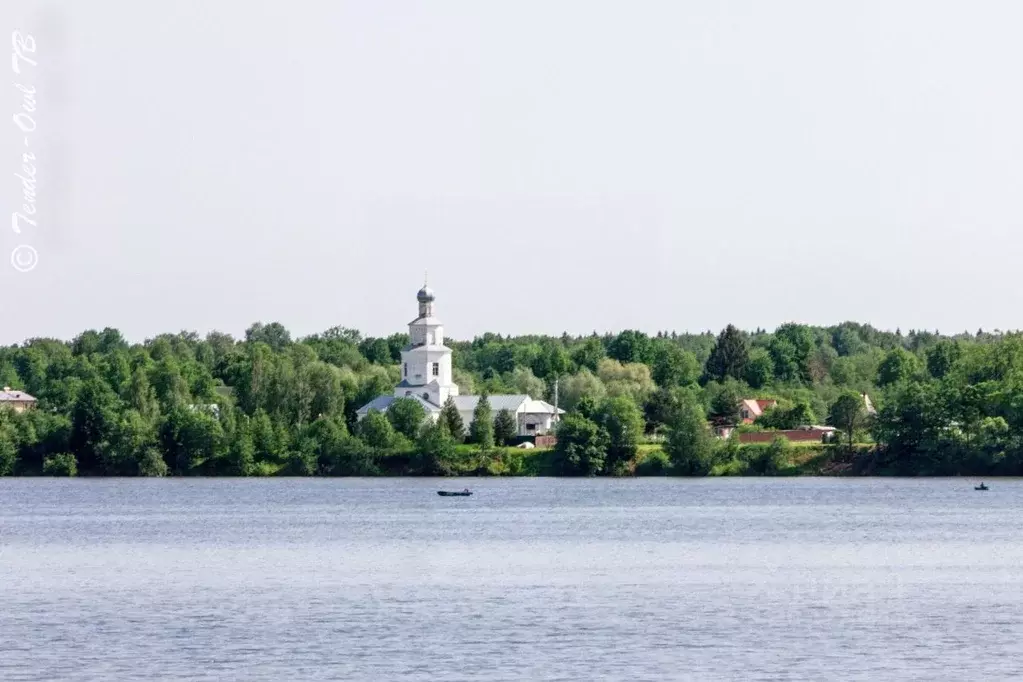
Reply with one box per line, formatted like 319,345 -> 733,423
2,478 -> 1022,681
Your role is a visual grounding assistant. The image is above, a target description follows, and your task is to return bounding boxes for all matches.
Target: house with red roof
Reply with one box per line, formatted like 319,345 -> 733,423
738,399 -> 778,424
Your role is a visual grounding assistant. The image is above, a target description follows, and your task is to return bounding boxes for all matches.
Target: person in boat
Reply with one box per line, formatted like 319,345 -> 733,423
463,488 -> 470,493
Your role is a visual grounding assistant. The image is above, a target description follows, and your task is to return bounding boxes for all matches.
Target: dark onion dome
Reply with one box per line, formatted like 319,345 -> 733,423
417,285 -> 435,302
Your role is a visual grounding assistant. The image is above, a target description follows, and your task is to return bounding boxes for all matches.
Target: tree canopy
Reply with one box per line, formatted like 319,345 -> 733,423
0,320 -> 1019,477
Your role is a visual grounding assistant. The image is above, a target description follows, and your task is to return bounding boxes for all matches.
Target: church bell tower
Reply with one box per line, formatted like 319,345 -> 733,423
395,279 -> 458,406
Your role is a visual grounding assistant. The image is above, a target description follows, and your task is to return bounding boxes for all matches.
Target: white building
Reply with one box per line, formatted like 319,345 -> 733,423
356,283 -> 564,437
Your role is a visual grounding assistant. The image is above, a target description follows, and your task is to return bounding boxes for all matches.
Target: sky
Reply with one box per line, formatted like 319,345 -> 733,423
2,1 -> 1022,345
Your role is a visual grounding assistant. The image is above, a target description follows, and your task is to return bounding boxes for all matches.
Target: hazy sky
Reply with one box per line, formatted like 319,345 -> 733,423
3,1 -> 1022,345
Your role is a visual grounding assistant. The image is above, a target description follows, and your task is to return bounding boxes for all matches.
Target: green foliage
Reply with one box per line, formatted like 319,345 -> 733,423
387,397 -> 427,441
877,348 -> 920,387
926,340 -> 962,379
42,453 -> 77,476
468,392 -> 494,450
607,330 -> 652,365
413,420 -> 455,475
664,401 -> 715,475
358,410 -> 398,450
744,348 -> 774,389
552,414 -> 608,476
757,400 -> 817,430
439,397 -> 466,442
643,386 -> 700,434
571,337 -> 606,373
589,394 -> 642,474
709,382 -> 743,423
828,391 -> 867,449
2,318 -> 1022,478
593,396 -> 644,474
705,325 -> 749,383
651,343 -> 700,388
0,424 -> 17,476
750,438 -> 791,475
769,323 -> 816,383
635,448 -> 670,475
493,408 -> 517,446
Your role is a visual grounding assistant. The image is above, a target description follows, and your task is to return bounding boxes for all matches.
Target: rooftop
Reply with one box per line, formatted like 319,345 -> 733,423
0,388 -> 36,402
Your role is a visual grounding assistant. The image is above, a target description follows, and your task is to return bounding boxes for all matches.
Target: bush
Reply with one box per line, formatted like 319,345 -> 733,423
745,438 -> 792,475
635,449 -> 670,476
42,453 -> 78,477
138,447 -> 168,477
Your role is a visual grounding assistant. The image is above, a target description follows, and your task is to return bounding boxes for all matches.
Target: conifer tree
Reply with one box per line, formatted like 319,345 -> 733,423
469,391 -> 494,450
493,408 -> 517,446
440,396 -> 465,442
705,324 -> 749,382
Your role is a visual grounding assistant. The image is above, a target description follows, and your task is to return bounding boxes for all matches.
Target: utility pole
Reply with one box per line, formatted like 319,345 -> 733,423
553,376 -> 560,423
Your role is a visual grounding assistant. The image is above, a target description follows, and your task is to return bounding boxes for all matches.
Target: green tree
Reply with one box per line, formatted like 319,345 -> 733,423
926,340 -> 962,379
387,397 -> 427,441
705,325 -> 749,382
769,324 -> 816,383
413,420 -> 455,475
325,435 -> 378,476
664,401 -> 715,475
749,437 -> 790,475
709,383 -> 743,424
878,348 -> 920,387
594,396 -> 644,474
439,396 -> 466,442
828,390 -> 867,449
159,406 -> 226,475
468,392 -> 494,450
532,342 -> 571,381
69,378 -> 121,474
104,409 -> 159,475
245,322 -> 292,352
744,347 -> 774,389
551,414 -> 608,476
651,343 -> 700,388
758,400 -> 817,430
607,330 -> 652,365
559,369 -> 607,412
0,423 -> 17,476
571,337 -> 606,373
493,408 -> 517,445
42,453 -> 78,476
137,448 -> 168,476
223,416 -> 256,476
357,410 -> 399,450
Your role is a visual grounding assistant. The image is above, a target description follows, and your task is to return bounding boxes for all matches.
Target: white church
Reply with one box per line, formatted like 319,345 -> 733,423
356,283 -> 564,438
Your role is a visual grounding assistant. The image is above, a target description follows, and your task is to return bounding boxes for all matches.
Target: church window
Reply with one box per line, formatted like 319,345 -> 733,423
432,362 -> 439,377
403,363 -> 407,377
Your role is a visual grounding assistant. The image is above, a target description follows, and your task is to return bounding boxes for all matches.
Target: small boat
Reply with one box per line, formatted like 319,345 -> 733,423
437,489 -> 473,497
975,483 -> 989,491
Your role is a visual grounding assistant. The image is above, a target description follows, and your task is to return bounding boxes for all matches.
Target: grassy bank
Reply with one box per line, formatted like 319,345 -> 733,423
362,442 -> 881,477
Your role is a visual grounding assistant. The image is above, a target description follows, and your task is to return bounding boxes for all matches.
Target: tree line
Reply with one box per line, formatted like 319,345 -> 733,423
1,321 -> 1021,476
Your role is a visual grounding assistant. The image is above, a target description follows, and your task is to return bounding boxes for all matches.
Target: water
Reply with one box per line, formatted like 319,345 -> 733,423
2,478 -> 1022,681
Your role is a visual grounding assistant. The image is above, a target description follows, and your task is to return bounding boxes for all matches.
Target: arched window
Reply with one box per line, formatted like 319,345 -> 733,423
405,391 -> 412,396
423,392 -> 430,401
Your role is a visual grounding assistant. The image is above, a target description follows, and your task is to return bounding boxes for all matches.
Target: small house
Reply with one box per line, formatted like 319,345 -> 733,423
0,387 -> 37,413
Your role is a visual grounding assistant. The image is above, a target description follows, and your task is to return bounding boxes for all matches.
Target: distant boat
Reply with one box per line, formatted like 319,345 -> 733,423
438,489 -> 473,497
975,483 -> 989,491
